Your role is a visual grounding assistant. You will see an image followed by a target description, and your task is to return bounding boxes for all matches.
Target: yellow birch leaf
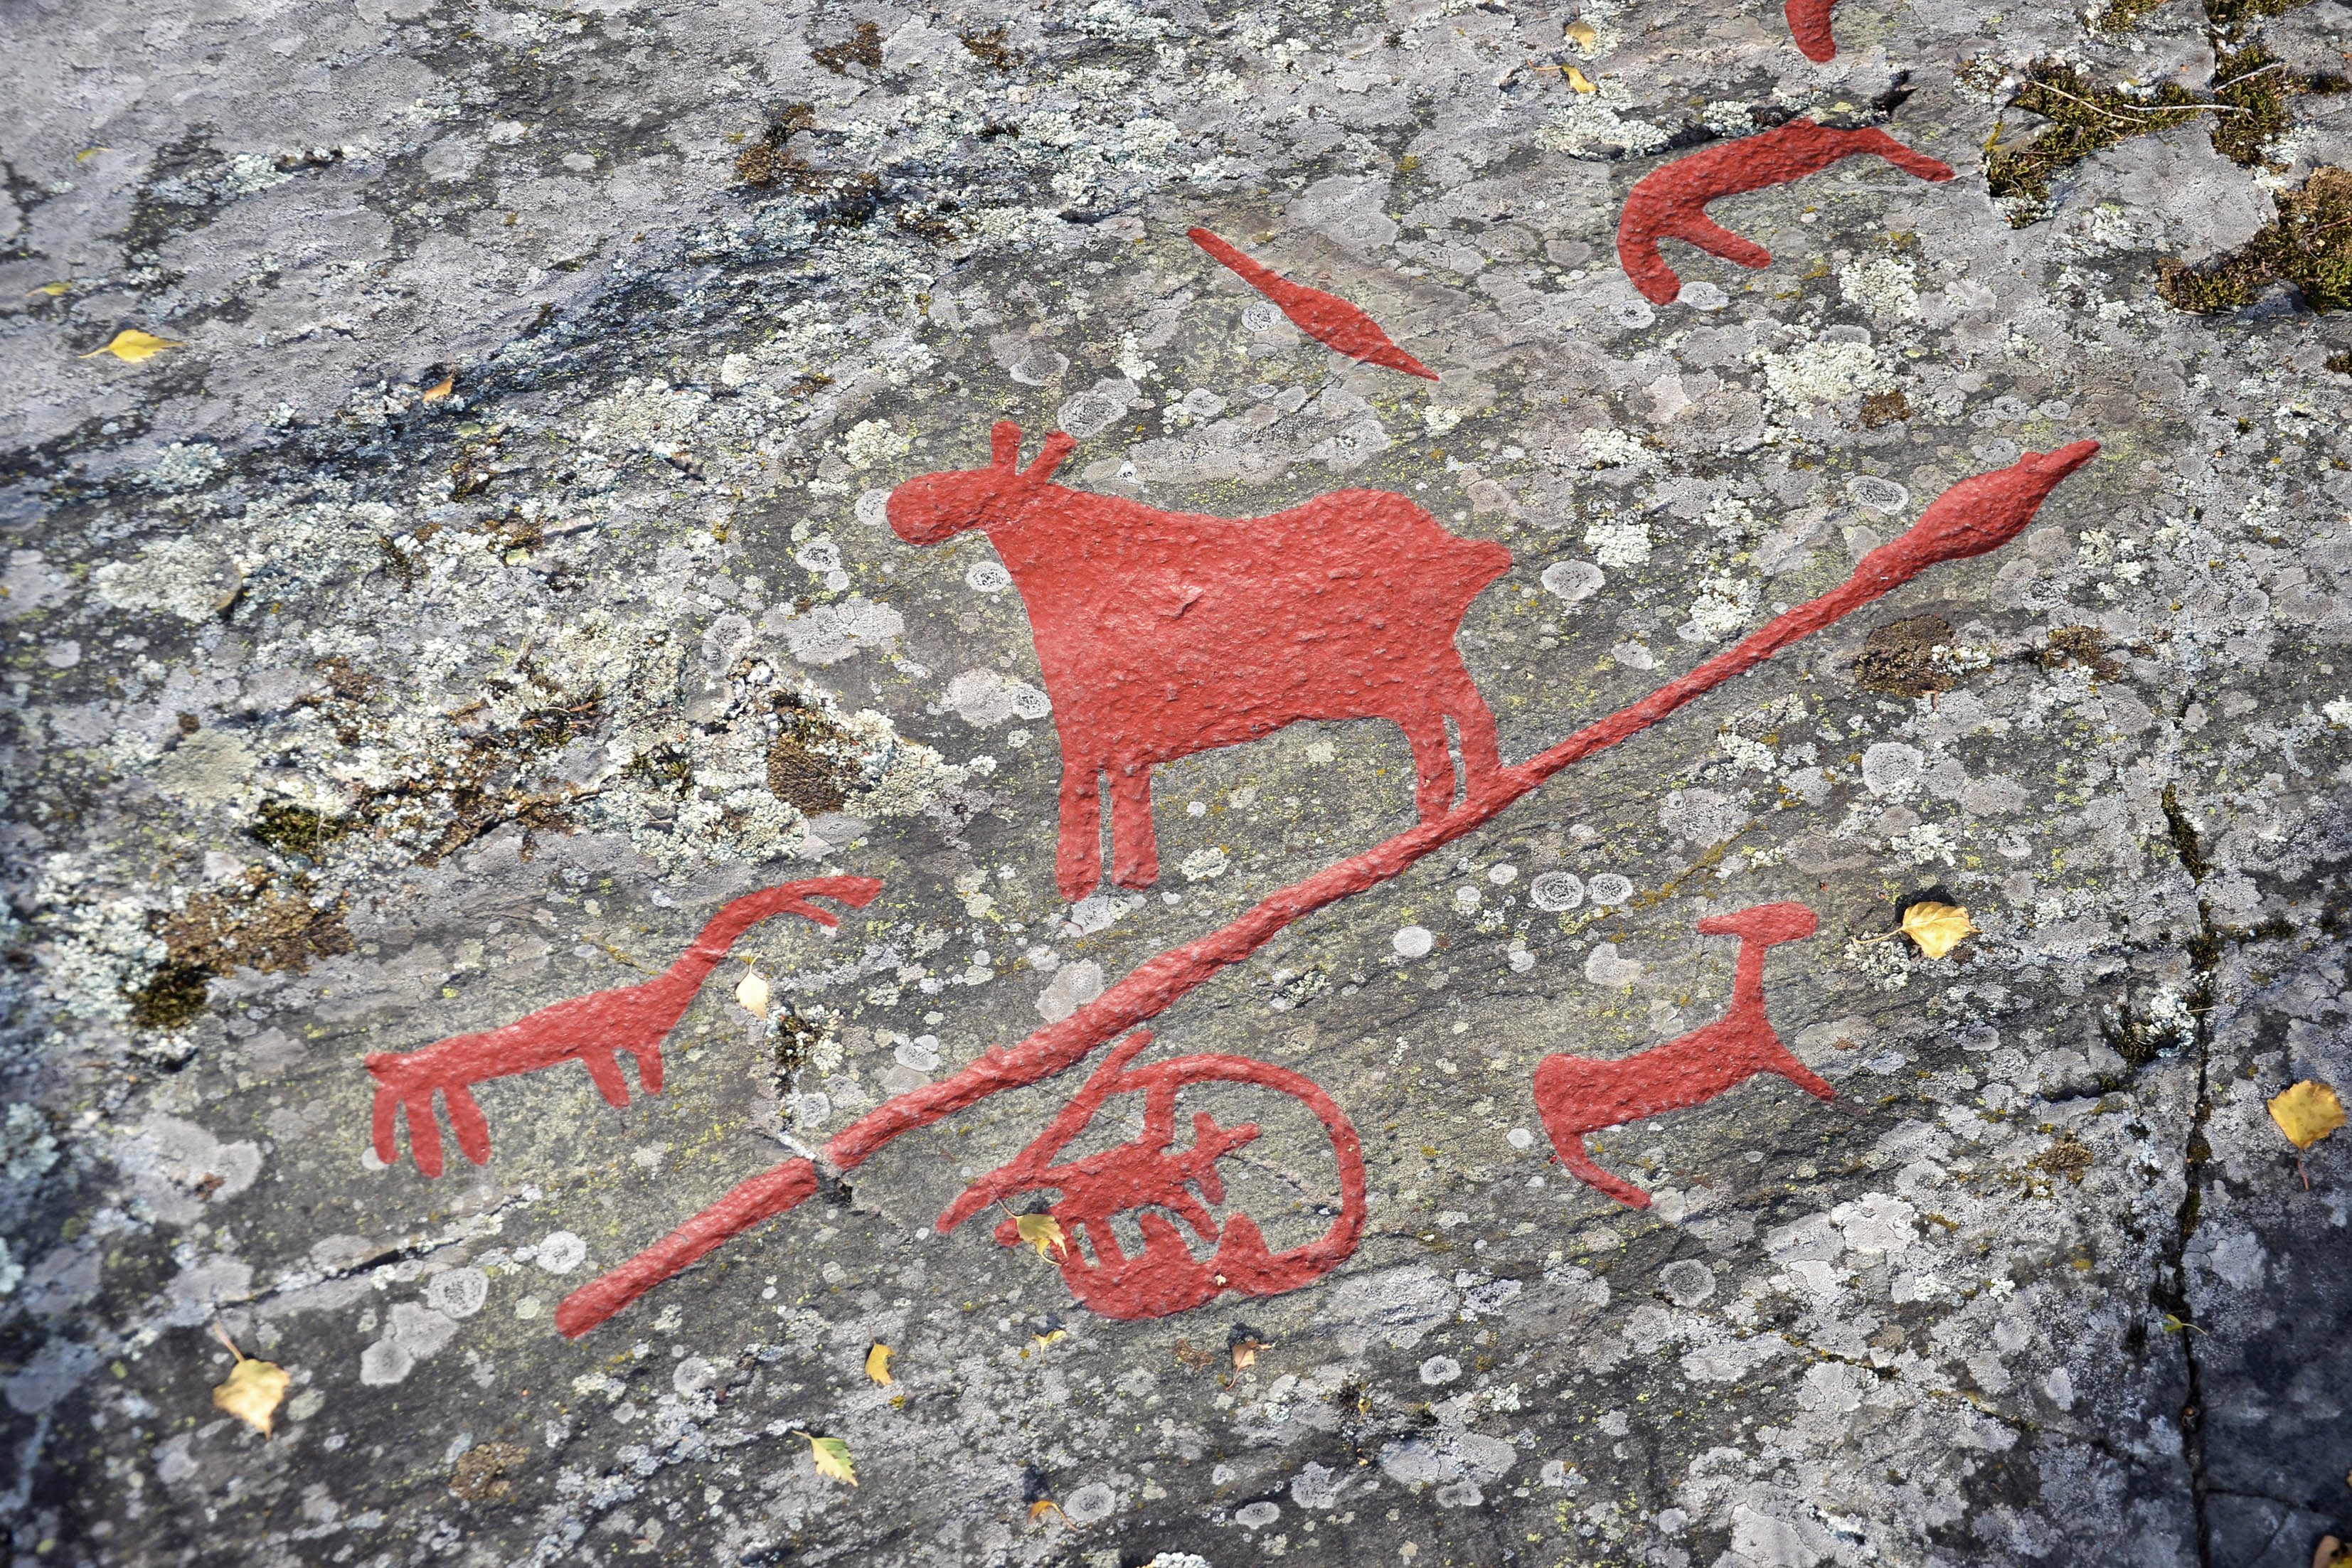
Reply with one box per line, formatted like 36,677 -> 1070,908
735,962 -> 770,1020
1015,1212 -> 1066,1261
211,1326 -> 289,1439
796,1431 -> 856,1486
80,329 -> 183,363
1565,16 -> 1597,50
1031,1328 -> 1067,1355
1030,1500 -> 1073,1528
1564,65 -> 1597,92
421,373 -> 455,401
1897,902 -> 1977,960
2269,1080 -> 2346,1151
864,1343 -> 894,1385
33,282 -> 70,297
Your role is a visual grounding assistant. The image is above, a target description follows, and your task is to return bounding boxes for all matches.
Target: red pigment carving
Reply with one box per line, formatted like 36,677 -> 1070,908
553,440 -> 2099,1338
1786,0 -> 1837,62
364,877 -> 881,1177
1616,119 -> 1954,305
1188,228 -> 1438,380
888,421 -> 1511,902
937,1031 -> 1367,1318
1534,902 -> 1831,1207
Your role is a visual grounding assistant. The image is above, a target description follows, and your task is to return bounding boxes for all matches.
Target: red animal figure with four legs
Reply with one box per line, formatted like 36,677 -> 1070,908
365,877 -> 881,1176
935,1030 -> 1368,1318
888,421 -> 1512,901
1533,902 -> 1832,1208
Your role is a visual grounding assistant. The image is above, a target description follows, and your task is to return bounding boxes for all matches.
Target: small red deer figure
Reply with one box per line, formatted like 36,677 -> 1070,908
1533,902 -> 1831,1207
888,421 -> 1513,902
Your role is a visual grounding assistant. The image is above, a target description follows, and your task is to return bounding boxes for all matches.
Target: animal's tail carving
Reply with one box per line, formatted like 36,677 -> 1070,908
363,878 -> 882,1177
1532,902 -> 1829,1207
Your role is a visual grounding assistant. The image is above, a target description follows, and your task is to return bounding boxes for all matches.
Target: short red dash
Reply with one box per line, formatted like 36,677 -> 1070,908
1787,0 -> 1838,62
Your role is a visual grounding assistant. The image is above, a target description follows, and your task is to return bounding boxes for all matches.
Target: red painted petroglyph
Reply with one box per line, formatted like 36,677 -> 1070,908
1617,119 -> 1954,305
363,878 -> 880,1177
1188,228 -> 1438,380
1786,0 -> 1838,62
543,441 -> 2098,1338
937,1031 -> 1368,1318
1534,902 -> 1832,1208
886,420 -> 1511,902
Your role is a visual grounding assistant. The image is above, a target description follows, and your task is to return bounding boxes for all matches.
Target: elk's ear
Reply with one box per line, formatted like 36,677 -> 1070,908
1025,431 -> 1077,483
990,420 -> 1024,469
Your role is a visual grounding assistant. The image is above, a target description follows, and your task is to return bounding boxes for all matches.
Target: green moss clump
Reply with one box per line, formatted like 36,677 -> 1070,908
2160,166 -> 2352,313
1984,63 -> 2207,225
126,961 -> 213,1030
2326,351 -> 2352,374
250,799 -> 351,861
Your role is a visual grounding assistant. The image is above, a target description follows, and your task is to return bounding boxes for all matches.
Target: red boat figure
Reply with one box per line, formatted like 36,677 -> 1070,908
1533,902 -> 1831,1207
888,421 -> 1512,901
936,1030 -> 1368,1318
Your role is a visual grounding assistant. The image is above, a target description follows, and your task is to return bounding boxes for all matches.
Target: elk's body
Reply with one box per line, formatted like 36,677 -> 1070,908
890,422 -> 1511,900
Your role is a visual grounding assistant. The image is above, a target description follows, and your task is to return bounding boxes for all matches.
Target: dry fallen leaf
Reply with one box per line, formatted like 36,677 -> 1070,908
1014,1212 -> 1067,1261
1858,901 -> 1978,960
1564,64 -> 1597,92
1565,16 -> 1597,50
421,373 -> 455,401
80,329 -> 183,363
31,282 -> 70,298
735,961 -> 771,1020
794,1431 -> 856,1486
864,1343 -> 895,1386
1172,1338 -> 1218,1372
1231,1338 -> 1270,1370
1025,1328 -> 1068,1359
210,1323 -> 289,1439
2269,1080 -> 2346,1151
1030,1499 -> 1075,1528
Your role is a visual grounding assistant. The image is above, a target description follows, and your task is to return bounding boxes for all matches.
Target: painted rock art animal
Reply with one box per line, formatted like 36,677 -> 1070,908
1617,119 -> 1954,304
936,1030 -> 1368,1318
364,877 -> 881,1176
1533,902 -> 1831,1207
889,421 -> 1513,900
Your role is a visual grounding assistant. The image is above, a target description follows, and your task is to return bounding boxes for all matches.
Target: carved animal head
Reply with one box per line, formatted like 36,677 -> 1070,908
886,420 -> 1078,545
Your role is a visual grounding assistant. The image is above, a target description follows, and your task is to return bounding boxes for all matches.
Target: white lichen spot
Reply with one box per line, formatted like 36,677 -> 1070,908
1583,515 -> 1651,569
1751,339 -> 1894,415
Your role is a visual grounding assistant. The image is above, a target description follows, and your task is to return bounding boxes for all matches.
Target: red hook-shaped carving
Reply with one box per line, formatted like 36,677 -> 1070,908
363,877 -> 882,1176
1616,119 -> 1954,305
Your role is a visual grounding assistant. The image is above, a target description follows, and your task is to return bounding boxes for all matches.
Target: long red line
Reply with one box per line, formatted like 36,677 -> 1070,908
555,442 -> 2100,1337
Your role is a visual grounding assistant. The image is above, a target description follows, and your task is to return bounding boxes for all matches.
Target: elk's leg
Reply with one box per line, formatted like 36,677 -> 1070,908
1057,762 -> 1104,902
1109,764 -> 1159,888
1546,1126 -> 1653,1210
1396,710 -> 1454,821
1442,662 -> 1504,793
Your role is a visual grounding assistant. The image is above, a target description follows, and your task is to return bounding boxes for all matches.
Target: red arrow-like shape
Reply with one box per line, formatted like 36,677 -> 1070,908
1188,227 -> 1439,381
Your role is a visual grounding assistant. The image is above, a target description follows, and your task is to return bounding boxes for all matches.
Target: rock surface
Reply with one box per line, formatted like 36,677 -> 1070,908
6,1 -> 2352,1565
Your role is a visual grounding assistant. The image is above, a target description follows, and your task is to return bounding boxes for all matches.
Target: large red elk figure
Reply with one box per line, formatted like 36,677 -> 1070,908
887,420 -> 1513,901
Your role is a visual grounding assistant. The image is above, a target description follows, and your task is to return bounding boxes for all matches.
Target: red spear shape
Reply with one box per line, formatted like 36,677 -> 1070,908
1188,228 -> 1439,381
